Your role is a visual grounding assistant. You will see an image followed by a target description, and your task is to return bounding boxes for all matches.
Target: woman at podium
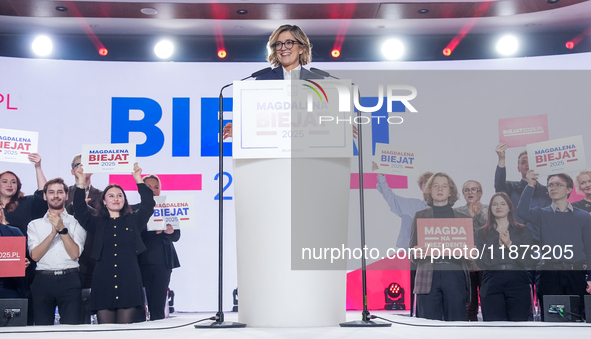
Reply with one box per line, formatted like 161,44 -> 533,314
223,24 -> 322,139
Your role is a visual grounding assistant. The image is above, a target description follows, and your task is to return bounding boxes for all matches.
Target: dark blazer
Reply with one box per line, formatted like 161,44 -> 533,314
0,224 -> 24,236
73,183 -> 155,260
66,184 -> 103,215
256,66 -> 323,80
409,207 -> 476,295
131,203 -> 181,270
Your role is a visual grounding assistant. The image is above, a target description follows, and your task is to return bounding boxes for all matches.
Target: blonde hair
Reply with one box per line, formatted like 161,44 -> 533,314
576,170 -> 591,194
266,24 -> 312,68
423,172 -> 460,207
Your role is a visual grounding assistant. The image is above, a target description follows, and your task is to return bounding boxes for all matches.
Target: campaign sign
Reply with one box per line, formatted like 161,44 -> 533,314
0,128 -> 39,164
147,195 -> 195,231
417,218 -> 474,250
81,143 -> 135,173
373,143 -> 419,176
498,115 -> 549,148
527,135 -> 586,176
0,237 -> 26,278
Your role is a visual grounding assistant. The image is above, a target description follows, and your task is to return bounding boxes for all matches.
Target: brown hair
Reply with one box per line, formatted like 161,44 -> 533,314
481,192 -> 523,239
518,150 -> 528,162
547,173 -> 574,198
142,174 -> 161,185
417,171 -> 434,189
43,177 -> 69,195
266,24 -> 312,67
423,172 -> 460,207
0,171 -> 23,213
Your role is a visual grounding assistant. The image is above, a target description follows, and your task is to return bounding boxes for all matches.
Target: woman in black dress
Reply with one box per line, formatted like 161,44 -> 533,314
573,170 -> 591,213
475,192 -> 533,321
73,162 -> 155,324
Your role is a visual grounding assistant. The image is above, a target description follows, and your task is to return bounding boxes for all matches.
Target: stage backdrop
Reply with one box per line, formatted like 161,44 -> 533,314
2,53 -> 591,312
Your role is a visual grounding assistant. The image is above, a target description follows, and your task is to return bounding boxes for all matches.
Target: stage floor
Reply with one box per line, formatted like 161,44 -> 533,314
2,311 -> 591,339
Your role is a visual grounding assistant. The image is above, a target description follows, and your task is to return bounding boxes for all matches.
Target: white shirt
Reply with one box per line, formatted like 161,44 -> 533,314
283,64 -> 302,80
27,210 -> 86,271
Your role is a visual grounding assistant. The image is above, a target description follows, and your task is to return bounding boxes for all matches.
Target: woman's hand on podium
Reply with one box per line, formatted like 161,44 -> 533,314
223,123 -> 233,140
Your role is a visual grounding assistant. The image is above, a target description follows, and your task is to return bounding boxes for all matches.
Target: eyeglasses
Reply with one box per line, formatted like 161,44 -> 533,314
548,183 -> 567,189
463,187 -> 481,194
72,163 -> 81,170
274,40 -> 300,50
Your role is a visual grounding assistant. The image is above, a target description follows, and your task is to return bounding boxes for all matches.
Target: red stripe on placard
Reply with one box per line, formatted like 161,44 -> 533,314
109,174 -> 202,191
257,131 -> 277,136
89,162 -> 99,165
350,173 -> 407,190
380,164 -> 389,166
537,164 -> 548,167
119,162 -> 129,164
567,159 -> 578,162
405,166 -> 414,169
180,218 -> 189,220
154,219 -> 164,222
20,152 -> 30,155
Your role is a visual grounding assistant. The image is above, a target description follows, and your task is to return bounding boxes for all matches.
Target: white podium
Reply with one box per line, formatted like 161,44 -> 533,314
232,80 -> 353,327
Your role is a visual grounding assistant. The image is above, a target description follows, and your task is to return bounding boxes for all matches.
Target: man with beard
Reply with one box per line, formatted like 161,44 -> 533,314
27,178 -> 87,325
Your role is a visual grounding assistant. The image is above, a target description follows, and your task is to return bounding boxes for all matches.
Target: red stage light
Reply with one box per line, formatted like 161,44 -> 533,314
98,48 -> 108,56
218,50 -> 227,58
331,49 -> 341,58
443,48 -> 452,56
566,41 -> 574,49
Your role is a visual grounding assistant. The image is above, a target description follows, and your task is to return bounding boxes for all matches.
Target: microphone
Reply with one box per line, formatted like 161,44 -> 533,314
310,67 -> 339,79
240,67 -> 272,81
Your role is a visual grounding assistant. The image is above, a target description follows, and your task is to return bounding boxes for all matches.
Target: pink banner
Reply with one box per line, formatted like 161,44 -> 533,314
498,114 -> 549,148
0,237 -> 26,278
350,173 -> 407,190
417,218 -> 474,249
109,174 -> 202,191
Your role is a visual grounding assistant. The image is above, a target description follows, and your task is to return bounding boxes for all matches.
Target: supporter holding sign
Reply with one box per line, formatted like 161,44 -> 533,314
134,175 -> 181,321
0,207 -> 28,298
73,162 -> 155,324
409,172 -> 476,321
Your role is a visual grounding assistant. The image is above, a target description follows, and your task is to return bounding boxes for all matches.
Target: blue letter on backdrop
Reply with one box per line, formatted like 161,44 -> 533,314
111,97 -> 165,157
172,98 -> 190,157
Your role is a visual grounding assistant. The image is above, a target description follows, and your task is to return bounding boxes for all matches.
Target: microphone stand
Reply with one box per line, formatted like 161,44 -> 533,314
195,67 -> 270,329
310,68 -> 391,327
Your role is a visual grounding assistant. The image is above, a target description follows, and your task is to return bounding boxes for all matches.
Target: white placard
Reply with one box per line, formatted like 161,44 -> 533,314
527,135 -> 586,176
148,195 -> 195,231
373,143 -> 419,176
81,143 -> 136,173
232,80 -> 353,159
0,128 -> 39,164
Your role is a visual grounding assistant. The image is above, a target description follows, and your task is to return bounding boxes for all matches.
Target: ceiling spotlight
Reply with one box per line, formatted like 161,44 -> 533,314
218,50 -> 227,59
32,36 -> 53,56
418,9 -> 429,14
443,48 -> 452,56
55,6 -> 68,12
237,9 -> 248,14
565,41 -> 574,49
381,39 -> 404,60
331,49 -> 341,58
141,8 -> 158,15
496,35 -> 518,56
154,40 -> 174,59
98,47 -> 108,56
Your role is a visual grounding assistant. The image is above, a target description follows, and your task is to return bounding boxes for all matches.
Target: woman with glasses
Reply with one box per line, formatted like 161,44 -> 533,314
223,24 -> 322,139
409,172 -> 475,321
454,180 -> 488,321
475,192 -> 533,321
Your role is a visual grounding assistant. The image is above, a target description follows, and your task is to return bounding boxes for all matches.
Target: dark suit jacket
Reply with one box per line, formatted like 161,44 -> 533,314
409,207 -> 476,295
66,184 -> 102,215
256,66 -> 323,80
73,183 -> 155,260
